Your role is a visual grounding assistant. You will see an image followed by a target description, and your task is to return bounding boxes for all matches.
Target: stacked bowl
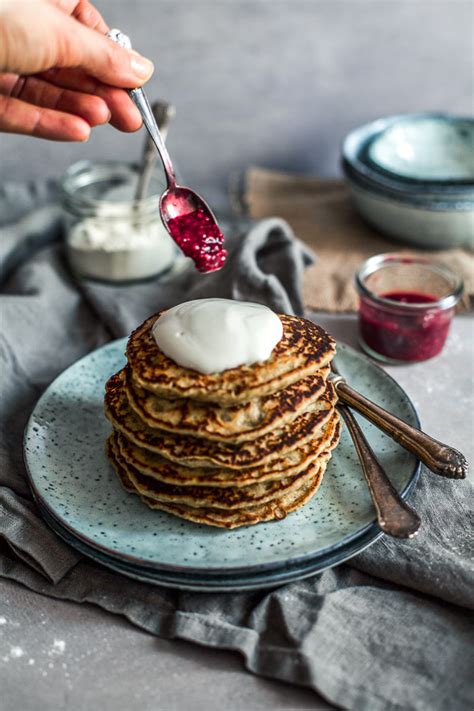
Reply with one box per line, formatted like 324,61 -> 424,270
342,113 -> 474,250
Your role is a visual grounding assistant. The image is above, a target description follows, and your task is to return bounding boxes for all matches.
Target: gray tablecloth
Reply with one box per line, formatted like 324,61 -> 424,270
1,182 -> 472,711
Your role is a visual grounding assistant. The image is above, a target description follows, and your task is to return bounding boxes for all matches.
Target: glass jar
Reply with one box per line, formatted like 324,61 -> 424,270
355,254 -> 463,364
60,160 -> 178,283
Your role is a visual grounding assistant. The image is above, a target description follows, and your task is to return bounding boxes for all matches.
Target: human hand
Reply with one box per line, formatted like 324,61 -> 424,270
0,0 -> 154,141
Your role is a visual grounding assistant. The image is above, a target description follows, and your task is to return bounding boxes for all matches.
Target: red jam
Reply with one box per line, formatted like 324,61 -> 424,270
359,290 -> 453,362
167,208 -> 228,273
380,291 -> 438,305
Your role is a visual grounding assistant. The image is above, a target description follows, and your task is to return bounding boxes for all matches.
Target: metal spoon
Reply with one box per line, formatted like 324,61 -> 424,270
134,100 -> 176,202
107,29 -> 227,273
337,403 -> 421,538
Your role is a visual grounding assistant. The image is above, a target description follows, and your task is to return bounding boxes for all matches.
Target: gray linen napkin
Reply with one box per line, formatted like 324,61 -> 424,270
1,182 -> 472,711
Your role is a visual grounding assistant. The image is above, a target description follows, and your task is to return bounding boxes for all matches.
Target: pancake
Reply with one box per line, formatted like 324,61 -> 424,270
108,436 -> 332,529
108,432 -> 325,510
105,370 -> 337,469
115,414 -> 341,488
124,365 -> 330,442
126,312 -> 336,404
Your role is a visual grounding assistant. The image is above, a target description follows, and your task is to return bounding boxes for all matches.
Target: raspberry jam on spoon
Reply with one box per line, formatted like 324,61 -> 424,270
107,30 -> 227,274
161,192 -> 227,273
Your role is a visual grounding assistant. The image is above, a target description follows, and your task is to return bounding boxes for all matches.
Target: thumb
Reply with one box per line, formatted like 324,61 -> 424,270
59,16 -> 154,87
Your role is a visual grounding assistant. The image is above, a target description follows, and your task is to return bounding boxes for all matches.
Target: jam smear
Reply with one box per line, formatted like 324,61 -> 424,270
167,208 -> 228,273
359,290 -> 453,362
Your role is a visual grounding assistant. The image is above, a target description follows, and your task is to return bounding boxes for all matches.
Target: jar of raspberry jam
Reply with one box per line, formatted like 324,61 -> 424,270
355,254 -> 463,364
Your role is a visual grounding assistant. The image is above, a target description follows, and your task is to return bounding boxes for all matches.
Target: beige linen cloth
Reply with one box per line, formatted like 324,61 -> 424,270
243,167 -> 473,312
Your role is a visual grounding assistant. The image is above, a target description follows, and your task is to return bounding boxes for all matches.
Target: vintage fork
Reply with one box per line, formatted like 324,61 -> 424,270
329,363 -> 467,479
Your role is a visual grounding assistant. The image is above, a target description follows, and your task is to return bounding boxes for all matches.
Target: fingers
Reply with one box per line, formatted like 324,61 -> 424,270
0,1 -> 154,87
68,21 -> 155,87
49,0 -> 109,32
0,74 -> 111,127
0,94 -> 91,141
71,1 -> 109,34
0,0 -> 150,139
39,68 -> 143,132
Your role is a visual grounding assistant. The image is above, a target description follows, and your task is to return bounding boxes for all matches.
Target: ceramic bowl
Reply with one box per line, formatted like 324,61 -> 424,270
347,176 -> 474,250
341,113 -> 474,249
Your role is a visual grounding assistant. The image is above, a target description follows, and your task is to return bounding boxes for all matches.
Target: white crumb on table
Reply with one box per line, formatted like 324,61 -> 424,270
10,646 -> 24,659
51,639 -> 66,655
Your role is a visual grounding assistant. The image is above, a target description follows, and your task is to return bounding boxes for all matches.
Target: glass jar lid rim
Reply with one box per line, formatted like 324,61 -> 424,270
60,159 -> 164,207
355,252 -> 464,310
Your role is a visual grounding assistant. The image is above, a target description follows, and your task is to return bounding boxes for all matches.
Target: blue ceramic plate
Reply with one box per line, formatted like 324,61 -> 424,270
36,502 -> 385,591
24,338 -> 420,579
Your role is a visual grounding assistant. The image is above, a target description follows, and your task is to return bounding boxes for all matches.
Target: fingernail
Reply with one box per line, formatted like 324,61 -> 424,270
130,51 -> 154,80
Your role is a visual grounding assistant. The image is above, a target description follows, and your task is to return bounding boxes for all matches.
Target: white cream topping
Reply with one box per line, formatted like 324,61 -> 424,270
152,299 -> 283,374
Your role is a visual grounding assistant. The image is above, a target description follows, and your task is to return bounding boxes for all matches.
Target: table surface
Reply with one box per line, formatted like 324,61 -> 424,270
1,312 -> 472,711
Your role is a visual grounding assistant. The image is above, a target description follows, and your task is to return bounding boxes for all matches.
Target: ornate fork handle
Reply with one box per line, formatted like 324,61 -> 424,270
338,405 -> 420,538
330,375 -> 468,479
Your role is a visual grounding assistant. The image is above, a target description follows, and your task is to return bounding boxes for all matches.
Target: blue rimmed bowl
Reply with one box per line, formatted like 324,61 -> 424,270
341,113 -> 474,250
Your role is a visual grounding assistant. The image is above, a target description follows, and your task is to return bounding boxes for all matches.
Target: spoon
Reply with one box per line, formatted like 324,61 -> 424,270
337,403 -> 421,538
134,100 -> 176,202
107,29 -> 227,273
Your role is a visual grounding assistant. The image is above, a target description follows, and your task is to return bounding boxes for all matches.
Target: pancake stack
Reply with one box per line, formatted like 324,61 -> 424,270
104,312 -> 341,529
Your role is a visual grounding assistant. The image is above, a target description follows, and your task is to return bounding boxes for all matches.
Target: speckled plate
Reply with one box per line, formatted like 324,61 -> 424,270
24,339 -> 421,582
35,502 -> 385,592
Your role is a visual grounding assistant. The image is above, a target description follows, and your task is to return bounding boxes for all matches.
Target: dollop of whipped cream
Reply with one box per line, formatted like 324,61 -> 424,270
152,299 -> 283,374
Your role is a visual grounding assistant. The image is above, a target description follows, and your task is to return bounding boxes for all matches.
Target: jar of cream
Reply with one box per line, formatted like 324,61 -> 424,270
355,254 -> 463,363
61,160 -> 177,282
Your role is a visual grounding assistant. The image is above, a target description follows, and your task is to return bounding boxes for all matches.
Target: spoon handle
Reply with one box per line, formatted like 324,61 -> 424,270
331,376 -> 468,479
107,29 -> 176,188
135,101 -> 176,201
128,88 -> 176,187
338,405 -> 420,538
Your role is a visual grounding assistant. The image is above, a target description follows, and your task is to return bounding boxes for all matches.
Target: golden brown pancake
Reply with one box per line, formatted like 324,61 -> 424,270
105,308 -> 341,527
107,435 -> 332,529
108,432 -> 325,510
126,312 -> 336,404
115,414 -> 341,488
124,365 -> 330,442
105,370 -> 337,469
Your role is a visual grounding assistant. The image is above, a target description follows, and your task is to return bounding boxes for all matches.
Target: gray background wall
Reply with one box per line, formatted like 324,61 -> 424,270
0,0 -> 472,210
